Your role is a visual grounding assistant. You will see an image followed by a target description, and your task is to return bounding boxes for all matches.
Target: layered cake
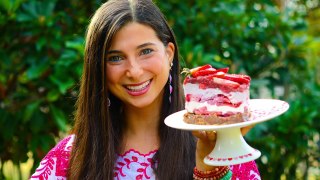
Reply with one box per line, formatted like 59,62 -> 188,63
182,64 -> 251,125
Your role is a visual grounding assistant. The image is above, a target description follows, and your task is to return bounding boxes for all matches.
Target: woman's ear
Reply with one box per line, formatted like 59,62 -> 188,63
166,42 -> 175,64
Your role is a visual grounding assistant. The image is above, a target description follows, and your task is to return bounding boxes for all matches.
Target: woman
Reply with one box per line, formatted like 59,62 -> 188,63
31,0 -> 260,179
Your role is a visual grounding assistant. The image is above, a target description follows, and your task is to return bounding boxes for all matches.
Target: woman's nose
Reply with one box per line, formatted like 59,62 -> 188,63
126,58 -> 143,79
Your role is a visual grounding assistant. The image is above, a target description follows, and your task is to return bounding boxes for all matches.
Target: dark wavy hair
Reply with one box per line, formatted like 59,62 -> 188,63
68,0 -> 196,179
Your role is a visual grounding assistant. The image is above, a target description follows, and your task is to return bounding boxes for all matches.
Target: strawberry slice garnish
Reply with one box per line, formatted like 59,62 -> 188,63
192,66 -> 230,77
182,65 -> 233,79
223,74 -> 251,84
193,67 -> 230,77
215,67 -> 229,74
213,77 -> 240,88
204,72 -> 225,80
189,64 -> 213,76
192,68 -> 217,77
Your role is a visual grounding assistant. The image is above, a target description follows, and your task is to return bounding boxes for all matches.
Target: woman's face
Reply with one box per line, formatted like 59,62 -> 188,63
106,22 -> 175,109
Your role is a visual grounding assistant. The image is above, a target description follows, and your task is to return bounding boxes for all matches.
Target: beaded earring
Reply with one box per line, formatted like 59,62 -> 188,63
169,62 -> 173,103
107,98 -> 111,107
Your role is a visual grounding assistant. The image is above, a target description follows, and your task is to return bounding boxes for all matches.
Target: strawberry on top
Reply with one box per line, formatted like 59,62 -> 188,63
182,64 -> 251,85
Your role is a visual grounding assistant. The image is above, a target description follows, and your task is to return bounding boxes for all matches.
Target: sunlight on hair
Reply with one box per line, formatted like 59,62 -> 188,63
128,0 -> 136,20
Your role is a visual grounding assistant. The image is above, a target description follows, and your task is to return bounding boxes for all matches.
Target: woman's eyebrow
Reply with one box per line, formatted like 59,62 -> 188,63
107,50 -> 122,54
137,42 -> 155,49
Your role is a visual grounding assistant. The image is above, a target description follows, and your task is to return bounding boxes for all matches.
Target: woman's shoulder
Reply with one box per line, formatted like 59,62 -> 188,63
30,134 -> 75,180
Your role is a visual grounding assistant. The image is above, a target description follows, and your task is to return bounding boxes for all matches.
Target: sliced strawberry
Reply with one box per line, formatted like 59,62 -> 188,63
215,67 -> 229,73
212,71 -> 226,78
223,74 -> 250,84
190,64 -> 213,76
198,64 -> 213,70
192,66 -> 229,77
242,75 -> 251,81
213,77 -> 240,88
192,68 -> 217,77
204,72 -> 226,79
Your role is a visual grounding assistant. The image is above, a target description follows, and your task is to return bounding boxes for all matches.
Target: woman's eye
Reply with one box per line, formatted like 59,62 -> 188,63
107,56 -> 122,62
141,48 -> 153,55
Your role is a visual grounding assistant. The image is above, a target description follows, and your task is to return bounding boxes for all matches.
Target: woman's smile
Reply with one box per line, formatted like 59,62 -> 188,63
124,79 -> 152,96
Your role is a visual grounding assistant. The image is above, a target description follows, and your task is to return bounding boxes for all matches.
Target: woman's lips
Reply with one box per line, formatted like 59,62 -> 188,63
124,80 -> 151,96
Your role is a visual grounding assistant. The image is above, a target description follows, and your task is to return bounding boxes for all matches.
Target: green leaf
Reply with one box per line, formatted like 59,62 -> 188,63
26,61 -> 50,80
66,37 -> 85,53
50,105 -> 67,131
16,12 -> 33,22
46,89 -> 60,102
60,50 -> 78,63
0,0 -> 10,12
39,134 -> 55,152
49,75 -> 75,94
36,37 -> 47,51
0,0 -> 23,13
23,101 -> 40,123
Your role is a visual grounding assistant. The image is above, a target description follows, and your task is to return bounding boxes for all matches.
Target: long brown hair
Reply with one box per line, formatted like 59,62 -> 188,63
68,0 -> 195,179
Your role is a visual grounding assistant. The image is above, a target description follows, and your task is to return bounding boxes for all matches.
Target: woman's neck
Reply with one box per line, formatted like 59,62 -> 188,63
121,99 -> 162,154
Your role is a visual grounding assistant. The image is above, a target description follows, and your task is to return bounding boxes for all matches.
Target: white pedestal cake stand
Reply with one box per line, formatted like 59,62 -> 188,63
164,99 -> 289,166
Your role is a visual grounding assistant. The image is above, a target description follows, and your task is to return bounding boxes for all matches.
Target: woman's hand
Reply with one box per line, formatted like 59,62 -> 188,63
192,130 -> 217,171
192,125 -> 254,171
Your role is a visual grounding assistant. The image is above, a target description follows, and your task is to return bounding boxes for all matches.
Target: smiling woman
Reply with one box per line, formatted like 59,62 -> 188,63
105,22 -> 174,108
30,0 -> 260,179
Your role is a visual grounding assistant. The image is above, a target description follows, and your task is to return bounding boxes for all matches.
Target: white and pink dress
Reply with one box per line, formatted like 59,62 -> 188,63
30,135 -> 261,180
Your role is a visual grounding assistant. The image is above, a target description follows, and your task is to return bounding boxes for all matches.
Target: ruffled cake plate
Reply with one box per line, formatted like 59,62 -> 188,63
164,99 -> 289,166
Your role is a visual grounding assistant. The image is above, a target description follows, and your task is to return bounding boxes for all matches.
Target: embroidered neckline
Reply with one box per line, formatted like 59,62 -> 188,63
118,148 -> 158,157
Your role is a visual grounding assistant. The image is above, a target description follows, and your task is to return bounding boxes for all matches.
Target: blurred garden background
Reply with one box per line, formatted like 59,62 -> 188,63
0,0 -> 319,179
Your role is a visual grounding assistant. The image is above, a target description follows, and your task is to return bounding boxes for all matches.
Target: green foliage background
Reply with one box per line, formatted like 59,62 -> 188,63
0,0 -> 319,179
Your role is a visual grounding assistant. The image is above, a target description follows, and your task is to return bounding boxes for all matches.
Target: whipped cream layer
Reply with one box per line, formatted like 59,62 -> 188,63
184,83 -> 249,115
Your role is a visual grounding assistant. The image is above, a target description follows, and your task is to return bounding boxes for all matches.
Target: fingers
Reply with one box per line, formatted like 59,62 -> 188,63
194,130 -> 217,169
192,130 -> 205,139
193,124 -> 254,143
241,124 -> 255,135
206,131 -> 217,141
193,125 -> 254,140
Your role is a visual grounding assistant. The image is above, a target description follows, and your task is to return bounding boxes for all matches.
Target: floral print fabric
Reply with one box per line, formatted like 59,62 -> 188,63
30,135 -> 261,180
114,149 -> 157,180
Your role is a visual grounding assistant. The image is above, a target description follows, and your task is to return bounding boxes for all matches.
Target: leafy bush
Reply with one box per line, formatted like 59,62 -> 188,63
0,0 -> 319,179
157,0 -> 319,179
0,0 -> 103,177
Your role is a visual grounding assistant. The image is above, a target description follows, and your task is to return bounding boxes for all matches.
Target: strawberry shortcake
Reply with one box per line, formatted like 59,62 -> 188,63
182,64 -> 251,125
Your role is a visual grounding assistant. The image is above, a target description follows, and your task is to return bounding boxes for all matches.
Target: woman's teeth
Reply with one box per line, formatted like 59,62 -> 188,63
126,80 -> 150,91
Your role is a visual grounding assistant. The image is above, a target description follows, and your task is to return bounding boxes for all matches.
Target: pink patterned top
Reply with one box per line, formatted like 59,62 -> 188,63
30,135 -> 261,180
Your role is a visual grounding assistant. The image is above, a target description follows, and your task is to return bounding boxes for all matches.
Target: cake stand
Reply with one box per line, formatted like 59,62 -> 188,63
164,99 -> 289,166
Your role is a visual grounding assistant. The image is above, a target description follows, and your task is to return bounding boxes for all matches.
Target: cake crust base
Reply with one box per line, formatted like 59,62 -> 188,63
183,112 -> 250,125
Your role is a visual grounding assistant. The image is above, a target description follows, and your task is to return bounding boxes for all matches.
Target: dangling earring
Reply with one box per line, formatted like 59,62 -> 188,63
108,98 -> 111,107
169,62 -> 173,103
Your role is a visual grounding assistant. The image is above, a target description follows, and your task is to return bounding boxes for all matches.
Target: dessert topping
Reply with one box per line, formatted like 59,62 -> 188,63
182,64 -> 250,84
